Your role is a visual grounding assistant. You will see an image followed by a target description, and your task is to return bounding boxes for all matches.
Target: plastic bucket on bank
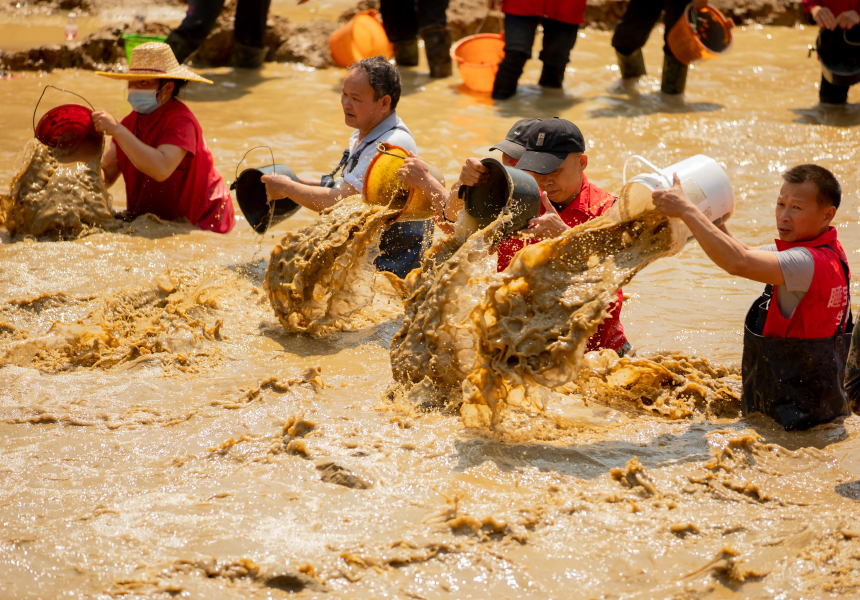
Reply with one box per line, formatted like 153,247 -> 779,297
362,142 -> 444,222
451,33 -> 505,93
120,33 -> 168,63
609,154 -> 735,256
330,10 -> 392,67
667,4 -> 733,65
458,157 -> 541,236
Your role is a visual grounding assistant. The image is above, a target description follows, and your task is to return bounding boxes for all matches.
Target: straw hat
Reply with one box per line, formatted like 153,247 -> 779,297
96,42 -> 213,84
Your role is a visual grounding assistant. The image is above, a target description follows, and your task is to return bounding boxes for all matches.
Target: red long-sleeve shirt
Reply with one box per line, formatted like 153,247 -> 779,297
803,0 -> 860,15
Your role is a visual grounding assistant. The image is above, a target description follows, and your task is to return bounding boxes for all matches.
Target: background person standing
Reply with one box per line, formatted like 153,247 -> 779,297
805,0 -> 860,104
611,0 -> 708,95
491,0 -> 586,100
380,0 -> 452,78
166,0 -> 272,68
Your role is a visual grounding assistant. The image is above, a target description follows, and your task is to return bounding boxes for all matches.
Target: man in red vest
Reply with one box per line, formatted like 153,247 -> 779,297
653,164 -> 853,430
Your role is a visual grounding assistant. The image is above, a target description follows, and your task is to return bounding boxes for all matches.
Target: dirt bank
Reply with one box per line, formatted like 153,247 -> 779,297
0,0 -> 808,73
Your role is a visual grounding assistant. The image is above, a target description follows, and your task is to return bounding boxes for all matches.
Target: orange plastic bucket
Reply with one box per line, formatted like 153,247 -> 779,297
667,4 -> 733,65
329,10 -> 392,67
450,33 -> 505,93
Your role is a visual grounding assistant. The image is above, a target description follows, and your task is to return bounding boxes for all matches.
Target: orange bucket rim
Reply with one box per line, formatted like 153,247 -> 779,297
362,142 -> 415,214
676,4 -> 733,60
450,33 -> 505,64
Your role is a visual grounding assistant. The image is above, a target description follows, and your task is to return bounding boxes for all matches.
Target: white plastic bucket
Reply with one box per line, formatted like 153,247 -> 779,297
608,154 -> 735,255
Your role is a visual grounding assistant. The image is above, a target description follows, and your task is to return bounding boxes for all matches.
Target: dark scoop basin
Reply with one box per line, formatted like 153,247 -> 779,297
459,158 -> 541,235
818,26 -> 860,87
230,164 -> 301,234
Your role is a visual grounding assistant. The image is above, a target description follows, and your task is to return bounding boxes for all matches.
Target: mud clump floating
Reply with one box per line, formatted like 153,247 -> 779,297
462,211 -> 675,429
0,139 -> 117,238
265,195 -> 403,337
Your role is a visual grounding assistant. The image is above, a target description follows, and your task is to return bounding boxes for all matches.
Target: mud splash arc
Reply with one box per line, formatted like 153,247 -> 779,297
3,23 -> 860,599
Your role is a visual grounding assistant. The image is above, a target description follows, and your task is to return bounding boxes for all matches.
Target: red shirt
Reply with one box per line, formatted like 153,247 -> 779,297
116,99 -> 235,233
496,175 -> 627,352
502,0 -> 587,25
803,0 -> 859,15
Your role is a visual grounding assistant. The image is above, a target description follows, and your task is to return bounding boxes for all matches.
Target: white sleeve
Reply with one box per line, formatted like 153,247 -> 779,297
342,128 -> 417,192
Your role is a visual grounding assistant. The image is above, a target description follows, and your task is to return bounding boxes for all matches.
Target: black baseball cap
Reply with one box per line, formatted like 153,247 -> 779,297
516,117 -> 586,175
488,118 -> 541,160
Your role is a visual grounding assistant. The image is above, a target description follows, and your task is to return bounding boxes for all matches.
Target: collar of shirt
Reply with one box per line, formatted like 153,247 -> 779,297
349,110 -> 401,152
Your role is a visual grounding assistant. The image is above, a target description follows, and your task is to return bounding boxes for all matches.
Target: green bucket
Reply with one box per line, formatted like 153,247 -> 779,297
120,33 -> 168,63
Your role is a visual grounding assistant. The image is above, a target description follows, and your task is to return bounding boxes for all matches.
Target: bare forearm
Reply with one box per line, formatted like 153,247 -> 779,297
110,126 -> 177,182
445,184 -> 463,222
279,179 -> 352,212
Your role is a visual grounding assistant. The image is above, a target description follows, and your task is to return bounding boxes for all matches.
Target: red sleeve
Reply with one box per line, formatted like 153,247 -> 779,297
803,0 -> 822,13
157,116 -> 197,156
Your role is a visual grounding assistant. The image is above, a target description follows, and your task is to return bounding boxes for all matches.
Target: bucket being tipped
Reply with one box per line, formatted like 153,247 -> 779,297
458,157 -> 541,236
230,147 -> 301,234
330,10 -> 392,67
609,154 -> 735,256
667,4 -> 733,65
451,33 -> 505,93
362,142 -> 444,222
33,85 -> 103,161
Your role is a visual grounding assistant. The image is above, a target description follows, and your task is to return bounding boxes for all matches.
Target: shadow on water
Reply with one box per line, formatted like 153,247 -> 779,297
587,92 -> 723,119
836,480 -> 860,501
185,69 -> 272,103
745,413 -> 850,450
791,103 -> 860,127
258,317 -> 402,357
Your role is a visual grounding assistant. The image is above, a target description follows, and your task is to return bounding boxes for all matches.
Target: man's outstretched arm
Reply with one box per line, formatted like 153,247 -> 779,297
262,174 -> 356,213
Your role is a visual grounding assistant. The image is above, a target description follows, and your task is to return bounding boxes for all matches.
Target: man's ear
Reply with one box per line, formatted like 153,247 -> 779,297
580,153 -> 588,170
825,205 -> 837,223
380,94 -> 392,112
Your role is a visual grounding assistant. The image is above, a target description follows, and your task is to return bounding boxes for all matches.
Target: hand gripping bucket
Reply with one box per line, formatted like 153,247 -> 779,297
458,157 -> 541,236
814,27 -> 860,87
362,142 -> 445,222
451,33 -> 505,93
330,10 -> 392,67
230,146 -> 301,234
667,3 -> 733,65
608,154 -> 735,256
33,85 -> 103,161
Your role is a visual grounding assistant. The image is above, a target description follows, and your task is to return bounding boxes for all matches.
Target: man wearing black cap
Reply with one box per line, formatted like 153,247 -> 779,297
499,117 -> 631,355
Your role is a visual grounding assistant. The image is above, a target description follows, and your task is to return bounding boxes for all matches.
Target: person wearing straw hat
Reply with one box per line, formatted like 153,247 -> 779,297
92,42 -> 235,234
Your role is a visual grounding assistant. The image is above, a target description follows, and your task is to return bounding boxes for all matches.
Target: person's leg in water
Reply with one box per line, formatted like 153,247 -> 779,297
610,0 -> 663,93
492,14 -> 538,100
380,0 -> 420,67
660,0 -> 690,95
537,17 -> 579,89
233,0 -> 272,68
820,75 -> 850,105
418,0 -> 452,78
166,0 -> 226,64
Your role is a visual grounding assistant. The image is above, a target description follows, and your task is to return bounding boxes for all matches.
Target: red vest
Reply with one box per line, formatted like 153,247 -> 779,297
502,0 -> 587,25
762,227 -> 850,339
496,175 -> 627,351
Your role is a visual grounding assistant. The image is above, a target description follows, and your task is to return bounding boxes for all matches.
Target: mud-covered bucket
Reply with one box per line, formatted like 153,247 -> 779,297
458,157 -> 541,235
667,4 -> 733,65
362,142 -> 444,222
451,33 -> 505,93
330,10 -> 392,67
230,147 -> 301,233
609,154 -> 734,256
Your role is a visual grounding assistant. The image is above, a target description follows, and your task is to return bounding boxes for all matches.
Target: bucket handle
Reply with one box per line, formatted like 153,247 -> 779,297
622,155 -> 673,187
475,3 -> 504,35
32,84 -> 95,136
845,29 -> 860,47
375,141 -> 407,160
234,145 -> 276,182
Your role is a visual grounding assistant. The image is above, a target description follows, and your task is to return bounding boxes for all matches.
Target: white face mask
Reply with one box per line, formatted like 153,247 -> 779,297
127,88 -> 162,114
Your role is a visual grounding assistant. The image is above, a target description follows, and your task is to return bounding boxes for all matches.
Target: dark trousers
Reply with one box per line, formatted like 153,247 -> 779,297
611,0 -> 687,58
379,0 -> 449,42
820,75 -> 850,104
168,0 -> 271,62
492,14 -> 578,97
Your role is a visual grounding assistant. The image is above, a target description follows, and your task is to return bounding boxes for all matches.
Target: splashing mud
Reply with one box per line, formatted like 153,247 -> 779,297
389,217 -> 504,402
463,211 -> 674,428
0,139 -> 115,237
265,195 -> 403,336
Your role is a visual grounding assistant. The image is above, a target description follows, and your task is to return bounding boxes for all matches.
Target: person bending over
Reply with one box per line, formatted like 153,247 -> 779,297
261,56 -> 433,278
805,0 -> 860,104
654,164 -> 852,430
93,42 -> 235,233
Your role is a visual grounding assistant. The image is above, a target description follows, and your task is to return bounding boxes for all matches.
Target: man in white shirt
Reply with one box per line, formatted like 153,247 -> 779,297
262,56 -> 431,277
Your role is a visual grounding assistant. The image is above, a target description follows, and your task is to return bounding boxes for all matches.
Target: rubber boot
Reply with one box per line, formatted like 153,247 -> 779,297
232,42 -> 267,69
393,39 -> 420,67
491,50 -> 529,100
538,62 -> 567,88
660,53 -> 688,95
616,48 -> 646,79
420,25 -> 452,78
165,31 -> 198,65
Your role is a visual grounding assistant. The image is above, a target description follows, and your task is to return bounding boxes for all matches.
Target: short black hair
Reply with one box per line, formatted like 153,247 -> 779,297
349,56 -> 401,110
159,78 -> 188,98
782,164 -> 841,209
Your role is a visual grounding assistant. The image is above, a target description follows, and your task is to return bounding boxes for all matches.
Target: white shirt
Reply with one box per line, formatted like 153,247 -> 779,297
342,111 -> 417,192
760,244 -> 815,318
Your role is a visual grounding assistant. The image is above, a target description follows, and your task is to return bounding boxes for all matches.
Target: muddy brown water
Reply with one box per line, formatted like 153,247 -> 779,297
3,22 -> 860,599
